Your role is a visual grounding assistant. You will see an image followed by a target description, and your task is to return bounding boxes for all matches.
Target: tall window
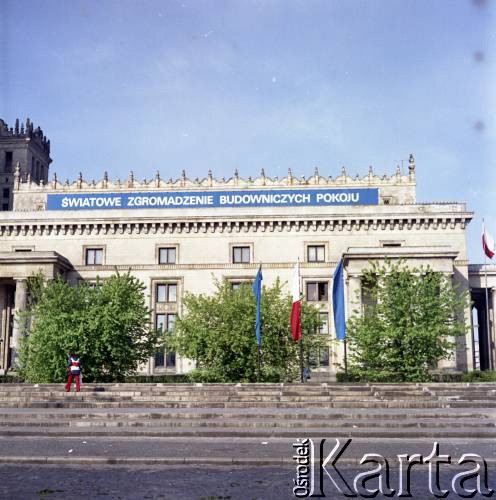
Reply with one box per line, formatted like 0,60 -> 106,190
306,281 -> 328,301
156,283 -> 177,303
155,313 -> 176,368
309,347 -> 329,367
232,246 -> 250,263
307,245 -> 325,262
156,313 -> 176,333
159,247 -> 176,264
4,152 -> 12,173
318,312 -> 329,334
361,275 -> 377,312
85,248 -> 103,265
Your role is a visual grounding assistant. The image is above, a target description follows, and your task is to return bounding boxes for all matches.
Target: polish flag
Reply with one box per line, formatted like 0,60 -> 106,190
482,222 -> 495,259
290,262 -> 301,341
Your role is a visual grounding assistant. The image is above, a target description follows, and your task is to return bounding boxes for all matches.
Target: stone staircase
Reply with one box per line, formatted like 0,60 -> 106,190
0,383 -> 495,439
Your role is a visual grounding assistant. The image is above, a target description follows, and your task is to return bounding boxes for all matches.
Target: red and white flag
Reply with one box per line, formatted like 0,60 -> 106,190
290,262 -> 301,341
482,222 -> 495,259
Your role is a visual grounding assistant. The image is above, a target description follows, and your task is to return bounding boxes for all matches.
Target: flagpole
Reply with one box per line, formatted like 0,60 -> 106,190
484,253 -> 493,370
253,264 -> 263,382
299,335 -> 304,382
343,338 -> 348,374
296,259 -> 305,383
258,261 -> 262,381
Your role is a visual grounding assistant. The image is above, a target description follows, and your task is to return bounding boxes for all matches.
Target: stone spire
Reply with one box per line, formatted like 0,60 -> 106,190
127,171 -> 134,188
14,162 -> 21,190
408,153 -> 416,181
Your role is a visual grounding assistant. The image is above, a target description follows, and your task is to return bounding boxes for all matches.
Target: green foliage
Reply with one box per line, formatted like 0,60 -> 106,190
166,279 -> 325,382
26,271 -> 45,307
18,273 -> 157,383
462,370 -> 496,382
0,375 -> 24,384
345,260 -> 468,382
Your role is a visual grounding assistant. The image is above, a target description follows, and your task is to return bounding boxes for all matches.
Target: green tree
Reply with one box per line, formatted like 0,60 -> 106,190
346,260 -> 468,382
18,273 -> 157,383
166,278 -> 325,382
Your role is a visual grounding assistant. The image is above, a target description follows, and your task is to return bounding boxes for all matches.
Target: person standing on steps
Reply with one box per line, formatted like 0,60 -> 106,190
65,352 -> 81,392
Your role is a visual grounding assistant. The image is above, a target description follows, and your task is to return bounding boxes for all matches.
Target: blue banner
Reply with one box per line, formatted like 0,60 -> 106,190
332,258 -> 346,341
252,267 -> 263,347
46,188 -> 378,211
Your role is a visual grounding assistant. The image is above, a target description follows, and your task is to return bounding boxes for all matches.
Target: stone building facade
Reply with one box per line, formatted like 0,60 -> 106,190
0,118 -> 51,212
0,117 -> 492,376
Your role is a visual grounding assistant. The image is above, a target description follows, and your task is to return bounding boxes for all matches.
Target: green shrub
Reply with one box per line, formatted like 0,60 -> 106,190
0,375 -> 24,384
462,370 -> 496,382
346,260 -> 468,383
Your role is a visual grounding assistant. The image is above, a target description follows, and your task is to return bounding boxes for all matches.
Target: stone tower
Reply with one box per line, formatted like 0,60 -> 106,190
0,118 -> 51,211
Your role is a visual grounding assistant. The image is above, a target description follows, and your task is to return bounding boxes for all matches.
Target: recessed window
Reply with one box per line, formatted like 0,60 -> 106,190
159,247 -> 176,264
2,203 -> 8,211
155,349 -> 176,368
156,313 -> 176,333
307,245 -> 325,262
381,242 -> 402,247
306,281 -> 328,302
229,281 -> 252,292
5,152 -> 12,173
85,248 -> 103,265
155,313 -> 176,368
3,188 -> 9,199
361,276 -> 377,311
14,248 -> 32,252
318,312 -> 329,334
232,246 -> 250,263
319,347 -> 329,366
309,347 -> 330,367
156,283 -> 177,303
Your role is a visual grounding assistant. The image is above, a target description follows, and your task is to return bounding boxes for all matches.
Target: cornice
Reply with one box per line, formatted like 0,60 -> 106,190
0,212 -> 473,237
0,251 -> 72,270
74,261 -> 341,272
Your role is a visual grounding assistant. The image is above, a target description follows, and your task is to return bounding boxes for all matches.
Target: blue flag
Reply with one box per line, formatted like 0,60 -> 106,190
332,259 -> 346,340
252,267 -> 263,347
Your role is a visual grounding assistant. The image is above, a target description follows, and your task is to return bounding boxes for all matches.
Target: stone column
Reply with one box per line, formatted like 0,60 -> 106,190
338,274 -> 361,370
10,279 -> 27,367
346,274 -> 361,318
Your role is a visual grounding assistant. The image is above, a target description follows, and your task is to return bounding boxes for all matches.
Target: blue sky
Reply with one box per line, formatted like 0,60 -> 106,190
0,0 -> 494,261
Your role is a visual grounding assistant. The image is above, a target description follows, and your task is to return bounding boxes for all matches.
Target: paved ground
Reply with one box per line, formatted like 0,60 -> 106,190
1,464 -> 495,499
0,438 -> 495,499
0,436 -> 495,463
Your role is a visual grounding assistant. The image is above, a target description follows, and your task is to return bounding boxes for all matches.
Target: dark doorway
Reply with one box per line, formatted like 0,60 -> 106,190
471,289 -> 493,371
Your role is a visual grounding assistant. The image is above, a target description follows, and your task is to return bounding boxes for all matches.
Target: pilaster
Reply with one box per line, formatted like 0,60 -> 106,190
11,278 -> 27,366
